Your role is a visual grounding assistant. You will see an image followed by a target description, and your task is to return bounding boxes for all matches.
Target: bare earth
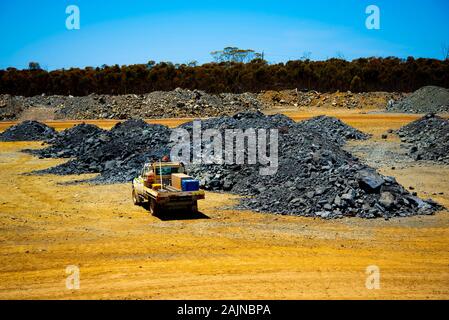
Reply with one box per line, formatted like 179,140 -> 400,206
0,110 -> 448,300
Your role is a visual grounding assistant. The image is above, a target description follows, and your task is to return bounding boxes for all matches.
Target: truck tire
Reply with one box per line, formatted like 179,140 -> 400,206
190,200 -> 198,214
132,188 -> 143,206
150,199 -> 161,216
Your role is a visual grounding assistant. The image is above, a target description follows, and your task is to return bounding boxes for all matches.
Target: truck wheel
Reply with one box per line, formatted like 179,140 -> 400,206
150,199 -> 161,216
190,201 -> 198,214
132,189 -> 143,206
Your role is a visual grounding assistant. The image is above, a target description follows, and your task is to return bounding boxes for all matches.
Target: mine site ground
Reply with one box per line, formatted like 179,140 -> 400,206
0,107 -> 448,299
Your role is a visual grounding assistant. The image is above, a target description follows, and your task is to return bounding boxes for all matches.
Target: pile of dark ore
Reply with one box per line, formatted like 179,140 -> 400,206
182,112 -> 441,219
397,113 -> 449,164
26,123 -> 106,158
295,115 -> 370,145
14,111 -> 441,219
35,119 -> 171,183
0,120 -> 56,141
387,86 -> 449,114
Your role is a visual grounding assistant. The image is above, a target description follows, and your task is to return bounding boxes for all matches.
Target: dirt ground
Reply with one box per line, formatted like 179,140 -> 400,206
0,111 -> 448,300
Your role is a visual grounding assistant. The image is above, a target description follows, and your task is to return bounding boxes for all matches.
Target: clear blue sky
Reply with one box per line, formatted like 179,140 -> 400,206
1,0 -> 448,70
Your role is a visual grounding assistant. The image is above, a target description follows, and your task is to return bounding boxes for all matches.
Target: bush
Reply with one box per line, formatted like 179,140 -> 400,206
1,57 -> 448,96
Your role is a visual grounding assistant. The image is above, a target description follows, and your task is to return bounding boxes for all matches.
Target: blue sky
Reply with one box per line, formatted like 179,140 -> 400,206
1,0 -> 448,70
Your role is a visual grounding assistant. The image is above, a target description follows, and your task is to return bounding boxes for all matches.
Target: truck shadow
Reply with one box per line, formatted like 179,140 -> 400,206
141,203 -> 210,221
156,211 -> 210,221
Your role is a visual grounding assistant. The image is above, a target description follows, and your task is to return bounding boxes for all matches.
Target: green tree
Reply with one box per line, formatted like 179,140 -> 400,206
28,62 -> 41,70
211,47 -> 262,63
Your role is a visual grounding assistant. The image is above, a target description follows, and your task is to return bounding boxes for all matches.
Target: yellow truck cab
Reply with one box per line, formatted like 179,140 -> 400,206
132,161 -> 205,216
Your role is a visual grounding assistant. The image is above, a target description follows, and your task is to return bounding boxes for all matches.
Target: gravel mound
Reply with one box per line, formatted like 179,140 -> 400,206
26,123 -> 106,158
183,113 -> 440,219
397,114 -> 449,163
296,116 -> 370,145
260,90 -> 404,110
48,89 -> 263,120
28,112 -> 441,218
0,95 -> 24,120
236,131 -> 439,219
179,110 -> 295,131
0,120 -> 56,141
1,89 -> 263,120
387,86 -> 449,114
35,119 -> 171,183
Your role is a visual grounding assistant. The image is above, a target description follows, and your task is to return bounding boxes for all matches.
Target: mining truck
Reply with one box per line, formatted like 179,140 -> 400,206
132,160 -> 205,216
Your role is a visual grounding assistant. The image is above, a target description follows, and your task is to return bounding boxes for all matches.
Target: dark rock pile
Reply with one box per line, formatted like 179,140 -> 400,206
35,120 -> 171,183
26,123 -> 106,158
184,113 -> 441,219
16,111 -> 441,218
234,131 -> 439,219
296,115 -> 370,145
179,110 -> 295,131
387,86 -> 449,114
0,120 -> 56,141
397,113 -> 449,164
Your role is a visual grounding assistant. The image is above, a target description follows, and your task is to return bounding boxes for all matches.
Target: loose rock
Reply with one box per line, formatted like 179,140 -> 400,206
0,120 -> 56,141
396,113 -> 449,164
387,86 -> 449,114
20,111 -> 442,219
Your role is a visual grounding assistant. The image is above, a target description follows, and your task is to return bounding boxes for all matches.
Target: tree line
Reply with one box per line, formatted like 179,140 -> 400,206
1,56 -> 448,96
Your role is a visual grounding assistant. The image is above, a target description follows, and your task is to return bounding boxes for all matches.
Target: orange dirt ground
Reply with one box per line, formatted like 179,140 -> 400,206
0,110 -> 448,300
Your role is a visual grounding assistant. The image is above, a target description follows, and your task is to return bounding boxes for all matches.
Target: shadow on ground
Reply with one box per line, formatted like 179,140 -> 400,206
141,203 -> 210,221
156,211 -> 210,221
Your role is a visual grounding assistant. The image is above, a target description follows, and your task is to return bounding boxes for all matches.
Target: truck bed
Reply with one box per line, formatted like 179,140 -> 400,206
143,186 -> 205,201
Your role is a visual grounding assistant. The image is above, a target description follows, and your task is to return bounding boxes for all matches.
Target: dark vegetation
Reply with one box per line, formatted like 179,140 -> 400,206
1,56 -> 448,96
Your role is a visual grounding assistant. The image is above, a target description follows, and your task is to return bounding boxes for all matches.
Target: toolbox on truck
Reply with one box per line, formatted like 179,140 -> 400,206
171,173 -> 192,190
181,179 -> 200,192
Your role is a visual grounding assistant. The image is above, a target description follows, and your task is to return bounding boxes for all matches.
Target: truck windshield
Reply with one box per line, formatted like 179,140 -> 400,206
155,167 -> 179,175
